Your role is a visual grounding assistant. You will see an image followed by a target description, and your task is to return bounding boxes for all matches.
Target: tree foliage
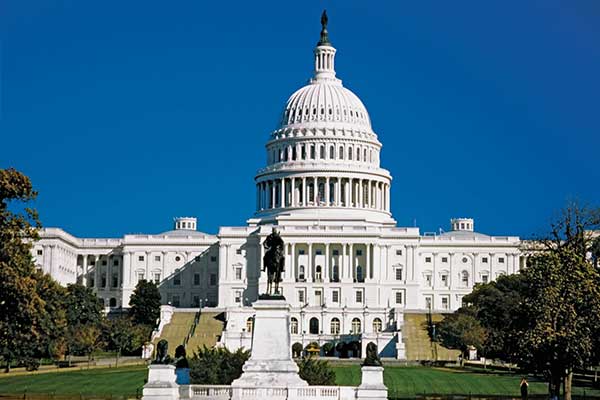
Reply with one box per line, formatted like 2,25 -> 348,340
129,279 -> 162,327
435,308 -> 487,357
189,346 -> 250,384
297,357 -> 336,385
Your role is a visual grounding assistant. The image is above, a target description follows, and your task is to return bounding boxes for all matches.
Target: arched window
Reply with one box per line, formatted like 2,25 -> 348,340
357,147 -> 361,161
309,317 -> 319,334
315,265 -> 322,282
329,146 -> 335,159
320,145 -> 325,159
351,318 -> 362,334
363,149 -> 367,162
291,317 -> 298,334
461,271 -> 469,286
373,318 -> 382,333
310,144 -> 316,159
298,265 -> 305,281
330,318 -> 340,335
339,146 -> 344,160
292,146 -> 297,160
348,146 -> 353,160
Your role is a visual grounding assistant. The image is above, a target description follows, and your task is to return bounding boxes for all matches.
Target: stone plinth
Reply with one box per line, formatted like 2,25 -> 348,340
231,299 -> 307,389
142,365 -> 179,400
356,366 -> 387,400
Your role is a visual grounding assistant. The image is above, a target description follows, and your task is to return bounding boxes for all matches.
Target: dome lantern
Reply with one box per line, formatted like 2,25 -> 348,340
313,10 -> 337,83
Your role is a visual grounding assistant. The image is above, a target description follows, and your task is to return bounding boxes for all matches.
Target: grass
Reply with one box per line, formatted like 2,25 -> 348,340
0,364 -> 598,398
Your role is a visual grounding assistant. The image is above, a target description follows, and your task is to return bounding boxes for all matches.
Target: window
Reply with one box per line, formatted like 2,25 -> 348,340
329,146 -> 334,159
298,290 -> 305,303
461,271 -> 469,286
155,255 -> 161,262
462,257 -> 468,263
356,249 -> 363,256
109,298 -> 117,308
373,318 -> 382,333
37,249 -> 43,256
310,145 -> 315,159
441,274 -> 448,287
210,256 -> 217,262
112,273 -> 118,288
210,274 -> 217,286
298,265 -> 305,281
154,273 -> 161,284
425,274 -> 432,287
234,290 -> 242,304
396,249 -> 402,256
332,250 -> 339,256
102,260 -> 107,266
320,145 -> 325,159
138,256 -> 144,262
174,273 -> 181,286
193,296 -> 200,307
498,257 -> 505,263
330,318 -> 340,335
309,318 -> 319,334
355,290 -> 363,303
339,146 -> 344,160
441,296 -> 449,310
236,248 -> 242,255
246,318 -> 253,332
137,272 -> 144,282
315,249 -> 322,255
235,267 -> 242,280
425,296 -> 432,309
113,259 -> 119,266
441,257 -> 448,263
332,290 -> 339,303
356,265 -> 364,282
395,268 -> 403,281
315,266 -> 322,282
482,274 -> 489,284
175,256 -> 181,262
351,318 -> 362,334
291,317 -> 299,334
299,249 -> 305,255
425,257 -> 432,263
395,291 -> 403,304
194,273 -> 200,285
482,257 -> 488,263
331,265 -> 339,282
172,295 -> 180,307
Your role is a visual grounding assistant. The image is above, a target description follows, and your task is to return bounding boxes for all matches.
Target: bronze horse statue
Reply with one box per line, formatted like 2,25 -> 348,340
263,228 -> 285,296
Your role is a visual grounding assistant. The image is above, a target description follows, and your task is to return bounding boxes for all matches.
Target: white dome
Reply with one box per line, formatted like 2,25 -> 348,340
279,81 -> 372,130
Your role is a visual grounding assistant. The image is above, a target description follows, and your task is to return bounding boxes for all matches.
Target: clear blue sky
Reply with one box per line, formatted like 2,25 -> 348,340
2,1 -> 599,239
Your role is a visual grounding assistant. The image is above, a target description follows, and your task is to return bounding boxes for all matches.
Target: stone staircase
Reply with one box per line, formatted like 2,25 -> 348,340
403,313 -> 460,361
185,312 -> 225,354
155,312 -> 197,356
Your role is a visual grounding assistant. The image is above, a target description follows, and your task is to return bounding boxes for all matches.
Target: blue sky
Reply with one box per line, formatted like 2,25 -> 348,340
2,1 -> 599,238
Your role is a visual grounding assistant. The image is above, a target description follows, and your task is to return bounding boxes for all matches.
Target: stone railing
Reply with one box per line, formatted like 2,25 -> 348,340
186,385 -> 358,400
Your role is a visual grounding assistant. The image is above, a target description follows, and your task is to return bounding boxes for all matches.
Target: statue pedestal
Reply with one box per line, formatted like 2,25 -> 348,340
231,299 -> 307,391
142,365 -> 179,400
357,366 -> 387,400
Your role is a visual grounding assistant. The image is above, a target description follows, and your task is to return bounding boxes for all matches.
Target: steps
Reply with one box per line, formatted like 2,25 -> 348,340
403,313 -> 460,361
185,312 -> 225,354
155,312 -> 197,356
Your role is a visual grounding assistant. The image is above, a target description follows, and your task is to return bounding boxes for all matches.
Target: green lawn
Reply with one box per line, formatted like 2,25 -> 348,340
0,364 -> 598,398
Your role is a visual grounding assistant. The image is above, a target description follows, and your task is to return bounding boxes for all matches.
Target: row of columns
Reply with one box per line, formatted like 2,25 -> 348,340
256,177 -> 390,212
269,142 -> 378,166
78,254 -> 121,290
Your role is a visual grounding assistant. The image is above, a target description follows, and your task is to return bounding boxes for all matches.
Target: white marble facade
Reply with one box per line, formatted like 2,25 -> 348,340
32,23 -> 522,359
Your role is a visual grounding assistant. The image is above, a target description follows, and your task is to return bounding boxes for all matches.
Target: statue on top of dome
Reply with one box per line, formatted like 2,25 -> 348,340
318,10 -> 331,46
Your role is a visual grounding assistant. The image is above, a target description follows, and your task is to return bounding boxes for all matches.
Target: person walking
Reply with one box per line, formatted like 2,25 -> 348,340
520,377 -> 529,400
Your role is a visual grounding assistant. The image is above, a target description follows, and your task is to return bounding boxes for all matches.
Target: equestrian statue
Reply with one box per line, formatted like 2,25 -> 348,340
262,228 -> 285,297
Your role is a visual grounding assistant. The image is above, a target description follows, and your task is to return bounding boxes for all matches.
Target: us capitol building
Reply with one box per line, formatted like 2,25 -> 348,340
32,16 -> 522,358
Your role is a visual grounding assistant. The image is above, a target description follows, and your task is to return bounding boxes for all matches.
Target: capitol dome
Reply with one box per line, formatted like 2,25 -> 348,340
252,11 -> 395,227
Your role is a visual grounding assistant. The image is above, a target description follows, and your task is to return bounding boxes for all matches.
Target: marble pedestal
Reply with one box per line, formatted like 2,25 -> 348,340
142,365 -> 179,400
231,299 -> 308,389
357,366 -> 388,400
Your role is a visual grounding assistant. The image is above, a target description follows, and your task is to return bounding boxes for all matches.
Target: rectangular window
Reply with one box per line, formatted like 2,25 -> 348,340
298,290 -> 305,303
396,249 -> 402,256
316,249 -> 322,255
332,290 -> 339,303
441,274 -> 448,287
137,273 -> 144,282
235,267 -> 242,280
395,268 -> 403,281
112,274 -> 118,288
299,249 -> 305,255
234,290 -> 242,304
355,290 -> 363,303
193,295 -> 200,307
425,257 -> 432,263
356,250 -> 363,256
172,295 -> 180,307
210,256 -> 217,262
442,296 -> 449,310
113,259 -> 119,266
425,274 -> 432,287
498,257 -> 505,263
482,274 -> 489,284
138,256 -> 144,262
236,248 -> 242,255
154,273 -> 161,284
395,291 -> 403,304
482,257 -> 488,263
194,273 -> 200,285
102,260 -> 108,266
210,274 -> 217,286
174,273 -> 181,286
332,250 -> 339,256
37,249 -> 43,256
155,255 -> 161,262
441,257 -> 448,263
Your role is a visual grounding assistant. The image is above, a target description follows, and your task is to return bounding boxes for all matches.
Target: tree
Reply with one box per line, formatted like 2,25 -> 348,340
189,346 -> 250,384
435,308 -> 487,360
129,280 -> 162,327
104,317 -> 135,367
0,168 -> 45,372
518,204 -> 600,400
72,324 -> 104,368
591,236 -> 600,269
64,284 -> 104,365
297,357 -> 336,385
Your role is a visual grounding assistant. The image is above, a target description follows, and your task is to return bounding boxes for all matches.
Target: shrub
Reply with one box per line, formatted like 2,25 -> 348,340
292,342 -> 303,358
189,346 -> 250,384
297,357 -> 335,385
322,342 -> 334,356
